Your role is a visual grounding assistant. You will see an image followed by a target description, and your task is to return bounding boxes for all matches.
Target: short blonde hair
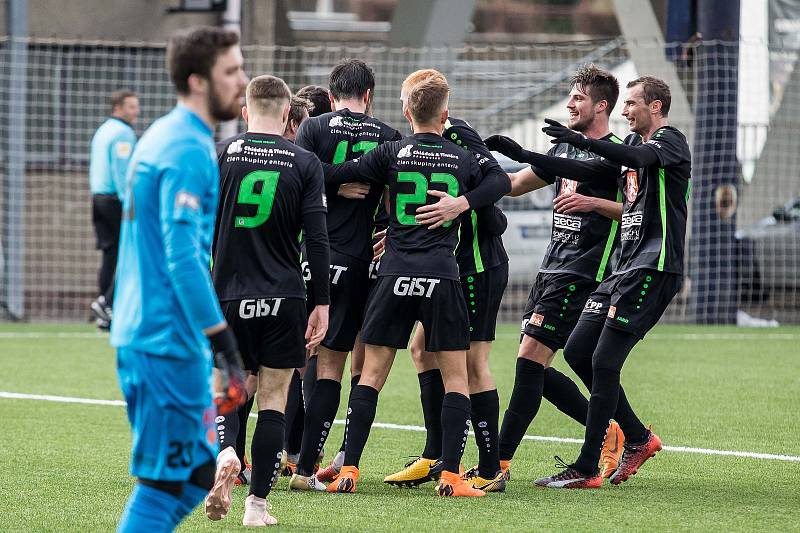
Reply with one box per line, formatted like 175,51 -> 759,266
401,69 -> 448,97
246,75 -> 291,117
406,76 -> 449,124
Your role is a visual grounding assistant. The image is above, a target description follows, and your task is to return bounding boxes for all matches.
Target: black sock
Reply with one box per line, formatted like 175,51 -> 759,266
543,367 -> 588,426
440,392 -> 471,474
573,328 -> 640,475
216,409 -> 240,453
470,389 -> 500,478
297,378 -> 341,476
235,395 -> 255,468
613,385 -> 648,443
288,392 -> 305,456
338,374 -> 360,453
343,385 -> 379,468
283,370 -> 302,452
418,369 -> 445,459
302,355 -> 318,407
498,358 -> 545,461
249,410 -> 285,499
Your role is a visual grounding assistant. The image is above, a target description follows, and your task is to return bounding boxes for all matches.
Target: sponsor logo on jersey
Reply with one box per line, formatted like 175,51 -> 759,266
115,141 -> 132,158
321,193 -> 327,208
227,139 -> 244,154
529,313 -> 544,327
607,305 -> 616,319
621,211 -> 643,228
625,169 -> 639,203
553,212 -> 582,232
397,144 -> 413,158
393,276 -> 440,298
175,191 -> 200,211
583,298 -> 604,314
239,298 -> 284,318
329,116 -> 344,127
560,179 -> 578,195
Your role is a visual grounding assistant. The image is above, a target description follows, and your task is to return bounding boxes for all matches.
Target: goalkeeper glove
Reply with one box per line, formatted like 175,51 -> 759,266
209,326 -> 247,415
542,119 -> 591,149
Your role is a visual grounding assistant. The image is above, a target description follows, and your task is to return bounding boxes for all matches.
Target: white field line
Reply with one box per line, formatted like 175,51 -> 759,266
2,331 -> 800,341
3,391 -> 799,463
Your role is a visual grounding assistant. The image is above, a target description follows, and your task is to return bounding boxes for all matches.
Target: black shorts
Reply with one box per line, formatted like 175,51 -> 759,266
305,251 -> 369,353
361,275 -> 470,352
92,194 -> 122,250
521,272 -> 599,351
577,269 -> 683,339
462,263 -> 508,342
221,298 -> 307,370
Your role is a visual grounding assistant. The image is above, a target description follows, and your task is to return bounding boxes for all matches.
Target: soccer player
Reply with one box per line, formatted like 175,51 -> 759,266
111,26 -> 248,532
289,59 -> 402,491
382,69 -> 510,493
283,95 -> 312,141
296,85 -> 332,117
323,74 -> 510,497
212,75 -> 330,525
89,89 -> 139,330
491,76 -> 690,488
483,65 -> 629,482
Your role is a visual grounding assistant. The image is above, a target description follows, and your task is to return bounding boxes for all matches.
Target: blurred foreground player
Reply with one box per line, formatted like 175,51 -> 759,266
324,74 -> 509,497
111,26 -> 249,532
212,75 -> 330,525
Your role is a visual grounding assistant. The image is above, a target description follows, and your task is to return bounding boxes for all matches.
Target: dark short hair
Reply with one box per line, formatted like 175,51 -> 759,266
407,76 -> 449,124
571,65 -> 619,116
288,96 -> 312,124
328,59 -> 375,101
246,75 -> 291,116
110,89 -> 137,112
296,85 -> 331,117
166,26 -> 239,95
627,76 -> 671,117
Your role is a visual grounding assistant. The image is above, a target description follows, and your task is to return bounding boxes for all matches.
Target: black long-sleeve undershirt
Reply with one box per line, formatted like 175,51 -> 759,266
302,209 -> 330,306
582,138 -> 660,169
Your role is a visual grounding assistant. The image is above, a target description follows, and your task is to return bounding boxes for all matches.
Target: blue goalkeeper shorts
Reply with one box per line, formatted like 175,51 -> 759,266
116,348 -> 219,481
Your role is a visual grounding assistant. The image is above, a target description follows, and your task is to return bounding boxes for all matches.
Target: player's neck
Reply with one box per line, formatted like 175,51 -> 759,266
582,119 -> 611,141
333,99 -> 367,114
642,117 -> 669,142
247,118 -> 285,136
177,95 -> 217,130
412,121 -> 443,135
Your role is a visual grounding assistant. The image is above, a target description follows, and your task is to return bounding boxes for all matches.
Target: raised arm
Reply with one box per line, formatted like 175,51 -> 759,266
542,119 -> 659,168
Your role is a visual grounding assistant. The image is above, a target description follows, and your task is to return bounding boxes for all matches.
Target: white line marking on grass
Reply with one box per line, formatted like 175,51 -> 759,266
0,332 -> 107,339
4,391 -> 796,463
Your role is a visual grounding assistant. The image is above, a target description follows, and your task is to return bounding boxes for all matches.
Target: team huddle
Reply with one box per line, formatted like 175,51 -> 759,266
110,26 -> 691,530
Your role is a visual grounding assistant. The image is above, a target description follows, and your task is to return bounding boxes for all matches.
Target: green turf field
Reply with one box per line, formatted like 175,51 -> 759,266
1,323 -> 799,532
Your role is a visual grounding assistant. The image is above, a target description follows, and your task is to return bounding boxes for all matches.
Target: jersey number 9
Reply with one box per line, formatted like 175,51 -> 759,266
235,170 -> 280,228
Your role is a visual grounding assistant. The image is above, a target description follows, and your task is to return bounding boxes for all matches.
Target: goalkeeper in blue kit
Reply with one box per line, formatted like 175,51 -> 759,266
110,26 -> 249,532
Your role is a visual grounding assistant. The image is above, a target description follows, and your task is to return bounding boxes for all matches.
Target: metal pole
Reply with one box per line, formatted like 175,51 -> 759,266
3,0 -> 28,319
219,0 -> 241,140
688,0 -> 740,324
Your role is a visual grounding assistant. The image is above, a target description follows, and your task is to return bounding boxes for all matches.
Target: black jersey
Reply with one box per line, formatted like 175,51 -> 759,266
444,118 -> 509,275
616,126 -> 691,275
326,132 -> 486,280
295,108 -> 402,263
530,133 -> 623,282
212,132 -> 328,301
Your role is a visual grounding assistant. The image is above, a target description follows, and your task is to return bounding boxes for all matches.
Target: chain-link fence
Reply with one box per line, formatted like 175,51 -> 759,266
1,37 -> 798,324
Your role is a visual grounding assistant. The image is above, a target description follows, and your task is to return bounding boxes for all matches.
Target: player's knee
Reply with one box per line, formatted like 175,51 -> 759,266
518,336 -> 555,366
188,461 -> 216,491
138,477 -> 184,498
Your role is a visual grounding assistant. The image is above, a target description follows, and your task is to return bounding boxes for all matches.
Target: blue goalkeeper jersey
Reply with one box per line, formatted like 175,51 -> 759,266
89,117 -> 137,199
110,105 -> 224,360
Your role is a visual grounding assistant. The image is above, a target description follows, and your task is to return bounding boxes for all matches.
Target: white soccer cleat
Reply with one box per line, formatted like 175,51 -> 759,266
288,472 -> 326,491
242,494 -> 277,526
205,446 -> 241,520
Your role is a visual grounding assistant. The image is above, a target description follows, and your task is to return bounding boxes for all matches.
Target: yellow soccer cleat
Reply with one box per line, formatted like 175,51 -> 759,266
600,420 -> 626,478
383,457 -> 442,487
462,467 -> 507,493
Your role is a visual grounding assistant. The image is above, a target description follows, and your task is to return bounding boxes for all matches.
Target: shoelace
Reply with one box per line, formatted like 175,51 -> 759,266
551,456 -> 579,480
402,455 -> 422,468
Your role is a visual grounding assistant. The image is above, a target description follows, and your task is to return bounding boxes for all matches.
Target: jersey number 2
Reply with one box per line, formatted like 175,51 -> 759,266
396,172 -> 459,227
235,170 -> 280,228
